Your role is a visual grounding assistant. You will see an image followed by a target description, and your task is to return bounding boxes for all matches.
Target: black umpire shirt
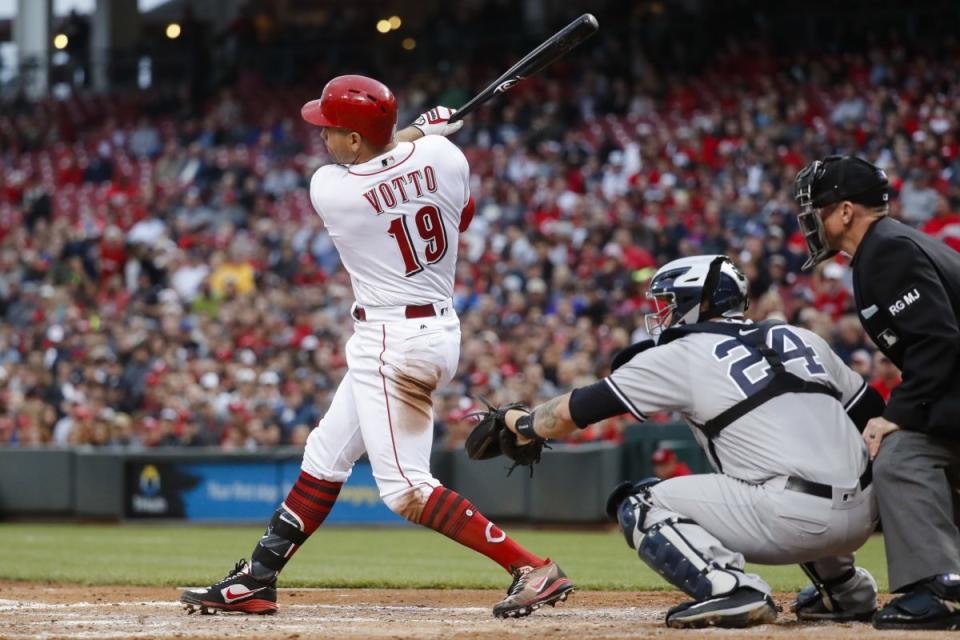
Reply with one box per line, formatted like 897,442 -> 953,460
851,216 -> 960,436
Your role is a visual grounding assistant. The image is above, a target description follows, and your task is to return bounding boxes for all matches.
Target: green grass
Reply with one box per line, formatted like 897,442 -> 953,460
0,524 -> 888,592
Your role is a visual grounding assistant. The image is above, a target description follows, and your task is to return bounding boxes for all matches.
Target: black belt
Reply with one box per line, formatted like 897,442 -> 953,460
785,465 -> 872,499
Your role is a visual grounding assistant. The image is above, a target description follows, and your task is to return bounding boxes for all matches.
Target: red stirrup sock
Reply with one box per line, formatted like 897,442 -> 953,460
285,471 -> 343,534
418,486 -> 545,573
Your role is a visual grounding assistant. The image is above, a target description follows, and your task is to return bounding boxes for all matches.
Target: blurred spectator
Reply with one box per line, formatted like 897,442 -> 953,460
850,349 -> 873,380
652,448 -> 693,480
813,263 -> 852,322
129,117 -> 162,158
832,315 -> 869,364
900,170 -> 940,225
869,352 -> 902,402
921,196 -> 960,253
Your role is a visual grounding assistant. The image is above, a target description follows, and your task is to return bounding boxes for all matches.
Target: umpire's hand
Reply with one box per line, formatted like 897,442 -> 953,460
863,416 -> 901,459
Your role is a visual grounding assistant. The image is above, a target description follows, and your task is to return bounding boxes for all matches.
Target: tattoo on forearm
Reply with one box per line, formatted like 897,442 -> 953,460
533,395 -> 573,439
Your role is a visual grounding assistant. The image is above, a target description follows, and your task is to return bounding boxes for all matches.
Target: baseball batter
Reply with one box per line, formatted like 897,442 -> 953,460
494,255 -> 884,628
180,75 -> 573,618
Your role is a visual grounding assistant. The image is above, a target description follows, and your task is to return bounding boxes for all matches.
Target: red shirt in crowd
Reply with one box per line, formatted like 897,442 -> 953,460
922,214 -> 960,253
870,376 -> 902,402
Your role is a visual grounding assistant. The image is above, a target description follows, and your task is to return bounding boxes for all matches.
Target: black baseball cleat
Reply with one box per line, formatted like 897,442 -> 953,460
792,584 -> 876,622
873,588 -> 960,630
180,559 -> 278,615
492,559 -> 575,618
666,587 -> 778,629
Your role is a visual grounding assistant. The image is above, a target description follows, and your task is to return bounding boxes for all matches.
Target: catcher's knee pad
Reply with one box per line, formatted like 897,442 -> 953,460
607,478 -> 660,549
637,519 -> 741,600
250,504 -> 309,582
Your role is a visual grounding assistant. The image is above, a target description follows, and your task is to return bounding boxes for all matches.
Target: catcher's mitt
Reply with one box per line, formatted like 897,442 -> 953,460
464,398 -> 548,476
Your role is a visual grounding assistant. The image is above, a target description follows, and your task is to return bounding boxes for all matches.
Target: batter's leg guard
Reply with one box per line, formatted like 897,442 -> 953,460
248,471 -> 342,582
249,505 -> 311,584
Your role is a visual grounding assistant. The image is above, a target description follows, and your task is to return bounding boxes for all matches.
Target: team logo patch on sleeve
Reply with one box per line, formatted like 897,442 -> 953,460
887,287 -> 921,316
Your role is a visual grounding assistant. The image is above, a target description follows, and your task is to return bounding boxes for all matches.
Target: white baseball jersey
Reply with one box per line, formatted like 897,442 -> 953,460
608,319 -> 869,486
309,136 -> 470,307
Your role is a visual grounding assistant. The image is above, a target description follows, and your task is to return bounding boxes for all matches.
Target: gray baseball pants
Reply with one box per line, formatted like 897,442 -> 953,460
873,429 -> 960,591
648,473 -> 877,600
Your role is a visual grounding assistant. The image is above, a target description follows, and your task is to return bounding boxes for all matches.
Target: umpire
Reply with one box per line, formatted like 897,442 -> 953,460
795,155 -> 960,630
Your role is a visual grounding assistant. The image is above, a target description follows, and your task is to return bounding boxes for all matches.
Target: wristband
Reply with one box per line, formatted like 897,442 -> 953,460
514,412 -> 539,440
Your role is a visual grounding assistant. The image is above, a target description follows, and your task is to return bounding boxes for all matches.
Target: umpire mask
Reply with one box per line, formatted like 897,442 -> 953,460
793,155 -> 889,270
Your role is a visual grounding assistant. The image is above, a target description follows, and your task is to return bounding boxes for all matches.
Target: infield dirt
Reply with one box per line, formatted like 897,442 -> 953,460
0,582 -> 950,639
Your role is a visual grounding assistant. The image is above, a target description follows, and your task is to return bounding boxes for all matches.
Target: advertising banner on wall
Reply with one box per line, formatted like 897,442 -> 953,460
125,459 -> 403,524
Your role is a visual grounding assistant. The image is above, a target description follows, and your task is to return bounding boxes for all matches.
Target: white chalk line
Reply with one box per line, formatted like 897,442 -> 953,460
0,599 -> 651,617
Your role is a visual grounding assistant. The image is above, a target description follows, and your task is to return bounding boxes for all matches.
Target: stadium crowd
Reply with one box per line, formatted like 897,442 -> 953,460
1,25 -> 959,450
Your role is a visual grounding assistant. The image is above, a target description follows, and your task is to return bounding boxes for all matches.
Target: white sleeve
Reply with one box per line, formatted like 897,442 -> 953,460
458,144 -> 470,208
605,344 -> 690,421
424,135 -> 470,208
800,328 -> 868,408
308,168 -> 327,222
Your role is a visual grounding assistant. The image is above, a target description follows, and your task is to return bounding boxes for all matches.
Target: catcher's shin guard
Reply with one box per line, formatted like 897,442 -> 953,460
249,505 -> 311,583
638,519 -> 742,600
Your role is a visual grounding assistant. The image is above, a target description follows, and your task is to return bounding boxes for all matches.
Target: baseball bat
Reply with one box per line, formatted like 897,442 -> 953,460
448,13 -> 599,124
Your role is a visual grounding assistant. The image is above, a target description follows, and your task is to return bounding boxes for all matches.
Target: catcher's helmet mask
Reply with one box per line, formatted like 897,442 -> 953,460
644,255 -> 749,336
794,155 -> 889,270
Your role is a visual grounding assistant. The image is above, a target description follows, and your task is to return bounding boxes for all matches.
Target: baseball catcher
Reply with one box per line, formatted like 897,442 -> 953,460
469,254 -> 885,628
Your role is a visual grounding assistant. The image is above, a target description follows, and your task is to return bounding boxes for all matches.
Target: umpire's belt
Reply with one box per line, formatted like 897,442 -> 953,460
785,465 -> 872,500
351,298 -> 453,322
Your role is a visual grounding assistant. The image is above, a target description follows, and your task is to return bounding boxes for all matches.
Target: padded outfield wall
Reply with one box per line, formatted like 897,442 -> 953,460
0,423 -> 707,523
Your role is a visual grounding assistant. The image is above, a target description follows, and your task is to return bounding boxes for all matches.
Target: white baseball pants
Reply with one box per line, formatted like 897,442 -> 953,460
301,300 -> 460,511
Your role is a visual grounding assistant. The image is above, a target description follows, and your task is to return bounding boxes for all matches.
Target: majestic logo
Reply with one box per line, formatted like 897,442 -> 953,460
861,304 -> 879,320
139,465 -> 161,497
494,78 -> 521,94
888,288 -> 920,316
221,584 -> 266,603
485,523 -> 506,544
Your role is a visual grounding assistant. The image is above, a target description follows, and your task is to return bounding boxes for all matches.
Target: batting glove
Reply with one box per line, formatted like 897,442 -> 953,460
411,106 -> 463,137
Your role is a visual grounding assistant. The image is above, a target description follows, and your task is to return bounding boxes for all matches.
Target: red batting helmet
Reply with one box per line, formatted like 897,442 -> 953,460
301,75 -> 398,148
